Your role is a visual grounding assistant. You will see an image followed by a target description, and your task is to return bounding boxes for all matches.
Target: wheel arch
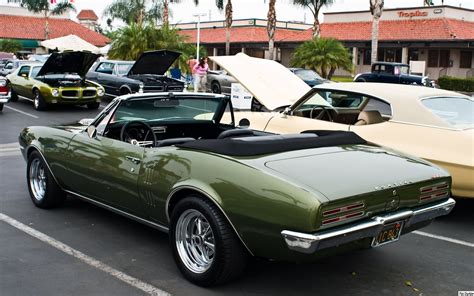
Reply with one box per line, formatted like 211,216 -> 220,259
166,185 -> 254,256
119,85 -> 132,95
25,145 -> 63,190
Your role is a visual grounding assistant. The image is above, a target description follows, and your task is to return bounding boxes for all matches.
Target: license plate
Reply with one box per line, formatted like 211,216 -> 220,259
371,221 -> 404,247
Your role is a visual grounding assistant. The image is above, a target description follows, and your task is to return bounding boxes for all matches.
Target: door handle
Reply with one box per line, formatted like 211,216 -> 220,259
125,156 -> 141,164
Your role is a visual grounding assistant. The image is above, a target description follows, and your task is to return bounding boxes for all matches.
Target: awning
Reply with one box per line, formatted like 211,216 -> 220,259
17,39 -> 39,49
40,34 -> 99,53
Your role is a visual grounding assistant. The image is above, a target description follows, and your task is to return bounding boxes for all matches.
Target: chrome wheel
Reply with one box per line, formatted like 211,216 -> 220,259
29,158 -> 46,201
175,209 -> 215,274
34,91 -> 40,109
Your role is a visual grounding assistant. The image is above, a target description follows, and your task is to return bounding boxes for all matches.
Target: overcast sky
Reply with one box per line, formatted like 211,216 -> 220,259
71,0 -> 473,26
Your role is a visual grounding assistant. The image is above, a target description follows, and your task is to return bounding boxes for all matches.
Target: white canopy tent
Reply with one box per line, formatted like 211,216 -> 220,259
40,34 -> 99,53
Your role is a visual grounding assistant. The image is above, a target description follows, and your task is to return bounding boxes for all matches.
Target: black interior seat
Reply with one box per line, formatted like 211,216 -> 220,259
217,129 -> 254,139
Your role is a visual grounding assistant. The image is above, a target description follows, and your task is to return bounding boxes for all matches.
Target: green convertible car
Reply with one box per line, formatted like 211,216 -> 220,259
19,92 -> 455,286
7,51 -> 104,111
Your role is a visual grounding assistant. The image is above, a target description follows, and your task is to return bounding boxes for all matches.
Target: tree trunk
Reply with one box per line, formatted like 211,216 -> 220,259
163,0 -> 169,27
313,16 -> 320,38
328,67 -> 336,80
44,11 -> 50,40
371,17 -> 379,64
267,0 -> 276,60
225,0 -> 233,55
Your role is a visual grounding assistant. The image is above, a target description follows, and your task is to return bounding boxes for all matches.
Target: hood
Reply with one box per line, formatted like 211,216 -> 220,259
37,51 -> 99,78
128,50 -> 181,76
210,53 -> 311,111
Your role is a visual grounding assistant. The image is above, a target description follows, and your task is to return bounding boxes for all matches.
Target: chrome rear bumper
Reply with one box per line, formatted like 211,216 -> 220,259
0,92 -> 11,104
281,198 -> 456,254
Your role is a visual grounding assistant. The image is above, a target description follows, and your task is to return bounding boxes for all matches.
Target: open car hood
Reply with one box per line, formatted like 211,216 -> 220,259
210,53 -> 311,111
128,50 -> 181,76
37,51 -> 99,78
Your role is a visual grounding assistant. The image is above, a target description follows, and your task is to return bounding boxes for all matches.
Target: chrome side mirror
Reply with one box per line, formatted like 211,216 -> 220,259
238,118 -> 250,128
282,107 -> 292,117
86,125 -> 97,139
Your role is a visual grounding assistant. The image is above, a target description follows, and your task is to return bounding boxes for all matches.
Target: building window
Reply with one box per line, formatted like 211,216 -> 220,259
428,50 -> 439,67
385,49 -> 395,62
409,49 -> 419,62
377,49 -> 384,62
439,50 -> 450,68
363,49 -> 371,65
460,51 -> 473,68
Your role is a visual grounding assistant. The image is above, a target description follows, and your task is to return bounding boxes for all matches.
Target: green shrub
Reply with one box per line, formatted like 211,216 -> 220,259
438,76 -> 474,93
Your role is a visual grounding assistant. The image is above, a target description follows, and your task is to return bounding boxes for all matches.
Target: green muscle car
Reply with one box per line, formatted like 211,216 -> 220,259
7,51 -> 104,111
19,92 -> 455,286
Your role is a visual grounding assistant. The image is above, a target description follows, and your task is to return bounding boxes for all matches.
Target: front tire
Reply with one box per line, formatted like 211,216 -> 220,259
211,81 -> 221,94
170,195 -> 248,286
33,89 -> 47,111
27,151 -> 66,209
87,102 -> 100,110
0,103 -> 3,111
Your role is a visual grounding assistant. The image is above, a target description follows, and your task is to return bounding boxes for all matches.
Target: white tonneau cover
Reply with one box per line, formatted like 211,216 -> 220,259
210,53 -> 311,111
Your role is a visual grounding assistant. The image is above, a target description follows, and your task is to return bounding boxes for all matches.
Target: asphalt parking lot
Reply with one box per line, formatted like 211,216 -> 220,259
1,98 -> 473,296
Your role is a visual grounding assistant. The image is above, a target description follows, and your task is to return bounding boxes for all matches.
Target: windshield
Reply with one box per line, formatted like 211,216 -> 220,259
31,66 -> 41,78
421,97 -> 474,129
113,97 -> 225,123
295,69 -> 321,81
117,63 -> 133,75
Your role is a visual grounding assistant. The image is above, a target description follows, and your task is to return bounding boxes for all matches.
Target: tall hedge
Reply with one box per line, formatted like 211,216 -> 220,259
438,76 -> 474,93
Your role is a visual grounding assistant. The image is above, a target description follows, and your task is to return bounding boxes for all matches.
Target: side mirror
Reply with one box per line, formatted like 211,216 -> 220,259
283,107 -> 292,116
86,125 -> 97,139
79,118 -> 94,126
238,118 -> 250,128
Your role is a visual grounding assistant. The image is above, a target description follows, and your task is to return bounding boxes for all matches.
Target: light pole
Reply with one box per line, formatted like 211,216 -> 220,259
192,13 -> 207,62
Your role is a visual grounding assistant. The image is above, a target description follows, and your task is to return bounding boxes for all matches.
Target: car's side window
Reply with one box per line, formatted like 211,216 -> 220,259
96,62 -> 114,75
363,99 -> 392,117
5,62 -> 13,70
18,66 -> 30,77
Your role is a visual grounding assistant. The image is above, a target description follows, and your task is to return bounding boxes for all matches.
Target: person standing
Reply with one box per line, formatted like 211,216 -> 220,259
187,56 -> 197,89
193,57 -> 209,93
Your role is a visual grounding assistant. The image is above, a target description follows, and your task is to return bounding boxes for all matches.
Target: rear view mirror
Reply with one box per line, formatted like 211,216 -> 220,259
238,118 -> 250,128
86,126 -> 97,139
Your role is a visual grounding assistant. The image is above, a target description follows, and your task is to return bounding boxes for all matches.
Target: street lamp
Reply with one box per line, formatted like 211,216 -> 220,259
192,12 -> 207,62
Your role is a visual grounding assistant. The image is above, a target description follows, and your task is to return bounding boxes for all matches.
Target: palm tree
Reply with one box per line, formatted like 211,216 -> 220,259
104,0 -> 162,26
291,37 -> 353,80
19,0 -> 75,39
369,0 -> 384,64
292,0 -> 334,37
164,0 -> 199,27
266,0 -> 277,60
214,0 -> 233,55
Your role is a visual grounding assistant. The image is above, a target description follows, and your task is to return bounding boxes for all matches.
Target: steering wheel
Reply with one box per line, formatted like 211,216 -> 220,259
120,121 -> 157,147
309,105 -> 336,121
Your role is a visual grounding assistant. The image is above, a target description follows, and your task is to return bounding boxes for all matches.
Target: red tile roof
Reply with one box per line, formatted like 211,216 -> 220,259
0,14 -> 109,46
77,9 -> 98,21
321,18 -> 474,41
179,26 -> 313,44
179,18 -> 473,45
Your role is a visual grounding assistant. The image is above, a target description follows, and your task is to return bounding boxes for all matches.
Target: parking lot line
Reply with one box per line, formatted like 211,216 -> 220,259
413,230 -> 474,248
0,213 -> 171,296
4,106 -> 39,119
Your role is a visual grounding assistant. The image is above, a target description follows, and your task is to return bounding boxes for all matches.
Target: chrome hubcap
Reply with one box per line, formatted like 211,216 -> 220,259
34,92 -> 39,108
29,159 -> 46,201
175,209 -> 215,273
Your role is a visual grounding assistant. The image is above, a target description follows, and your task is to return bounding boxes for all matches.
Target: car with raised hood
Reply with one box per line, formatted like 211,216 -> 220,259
354,62 -> 436,87
86,50 -> 185,97
0,76 -> 10,111
6,51 -> 104,111
19,91 -> 455,286
210,53 -> 474,199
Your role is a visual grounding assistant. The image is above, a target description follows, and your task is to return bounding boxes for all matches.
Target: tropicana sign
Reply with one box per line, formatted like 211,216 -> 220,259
398,10 -> 428,18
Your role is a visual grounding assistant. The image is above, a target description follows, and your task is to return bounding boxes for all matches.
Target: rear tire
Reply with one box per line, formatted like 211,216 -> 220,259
170,195 -> 248,286
27,150 -> 66,209
0,103 -> 3,111
33,89 -> 47,111
87,102 -> 100,110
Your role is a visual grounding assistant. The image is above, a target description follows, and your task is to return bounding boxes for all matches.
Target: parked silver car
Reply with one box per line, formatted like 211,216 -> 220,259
206,70 -> 237,95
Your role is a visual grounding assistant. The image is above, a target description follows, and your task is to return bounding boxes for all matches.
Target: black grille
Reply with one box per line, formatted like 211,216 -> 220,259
62,90 -> 78,98
83,90 -> 96,97
167,86 -> 184,92
144,86 -> 164,92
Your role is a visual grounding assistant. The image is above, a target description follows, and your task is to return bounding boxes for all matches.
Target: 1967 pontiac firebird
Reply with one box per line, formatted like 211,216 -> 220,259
19,92 -> 455,286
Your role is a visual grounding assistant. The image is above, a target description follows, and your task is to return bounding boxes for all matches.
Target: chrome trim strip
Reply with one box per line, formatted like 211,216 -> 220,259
282,198 -> 456,254
166,185 -> 254,256
65,190 -> 169,233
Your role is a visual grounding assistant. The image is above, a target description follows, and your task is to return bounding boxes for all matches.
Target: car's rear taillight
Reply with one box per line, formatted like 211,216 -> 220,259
419,182 -> 449,202
322,201 -> 365,226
